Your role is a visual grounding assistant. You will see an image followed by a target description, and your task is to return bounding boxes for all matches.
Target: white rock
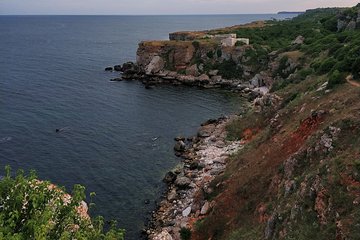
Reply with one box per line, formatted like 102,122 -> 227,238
182,206 -> 192,217
153,230 -> 173,240
145,56 -> 164,75
200,201 -> 210,215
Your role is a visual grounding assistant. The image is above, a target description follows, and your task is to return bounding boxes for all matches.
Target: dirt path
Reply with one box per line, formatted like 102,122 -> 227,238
346,75 -> 360,87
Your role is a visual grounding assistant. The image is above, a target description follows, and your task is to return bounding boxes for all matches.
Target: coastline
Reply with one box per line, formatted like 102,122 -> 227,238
146,115 -> 245,240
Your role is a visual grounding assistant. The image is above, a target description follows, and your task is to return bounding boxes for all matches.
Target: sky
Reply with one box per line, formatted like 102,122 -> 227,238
0,0 -> 359,15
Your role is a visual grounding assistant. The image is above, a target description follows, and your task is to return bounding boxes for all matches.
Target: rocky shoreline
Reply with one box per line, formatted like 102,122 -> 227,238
145,116 -> 244,240
106,61 -> 270,101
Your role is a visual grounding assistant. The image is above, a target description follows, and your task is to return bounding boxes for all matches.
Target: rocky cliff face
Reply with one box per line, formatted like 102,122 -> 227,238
337,7 -> 360,31
133,37 -> 283,90
136,41 -> 196,74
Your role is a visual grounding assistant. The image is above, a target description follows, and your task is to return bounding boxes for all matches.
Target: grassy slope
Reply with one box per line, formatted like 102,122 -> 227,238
192,5 -> 360,240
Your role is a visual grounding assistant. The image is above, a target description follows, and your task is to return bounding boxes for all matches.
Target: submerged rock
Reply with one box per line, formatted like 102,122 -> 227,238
110,78 -> 123,82
105,67 -> 113,71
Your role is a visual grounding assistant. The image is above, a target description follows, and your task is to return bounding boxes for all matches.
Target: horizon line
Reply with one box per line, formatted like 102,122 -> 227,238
0,12 -> 303,16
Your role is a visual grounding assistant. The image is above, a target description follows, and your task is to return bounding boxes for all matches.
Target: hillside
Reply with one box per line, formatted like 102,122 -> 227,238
118,4 -> 360,240
189,5 -> 360,240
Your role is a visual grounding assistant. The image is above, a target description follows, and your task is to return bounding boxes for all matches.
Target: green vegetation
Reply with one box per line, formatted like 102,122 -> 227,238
0,166 -> 125,240
192,41 -> 200,50
179,227 -> 191,240
206,51 -> 214,59
215,59 -> 243,79
327,70 -> 346,88
194,4 -> 360,240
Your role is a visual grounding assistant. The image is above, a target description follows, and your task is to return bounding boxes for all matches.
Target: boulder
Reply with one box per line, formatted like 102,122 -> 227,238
122,62 -> 138,74
174,136 -> 185,141
163,171 -> 177,184
189,161 -> 200,170
105,67 -> 113,71
250,74 -> 264,87
197,124 -> 216,138
291,35 -> 305,45
248,90 -> 262,101
175,177 -> 191,189
186,64 -> 199,77
208,70 -> 219,76
197,74 -> 210,82
153,230 -> 173,240
113,65 -> 122,71
211,75 -> 222,82
174,140 -> 186,152
182,206 -> 192,217
167,189 -> 177,201
200,201 -> 210,215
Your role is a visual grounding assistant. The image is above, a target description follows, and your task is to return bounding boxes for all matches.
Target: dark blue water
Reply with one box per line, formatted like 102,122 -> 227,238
0,14 -> 297,239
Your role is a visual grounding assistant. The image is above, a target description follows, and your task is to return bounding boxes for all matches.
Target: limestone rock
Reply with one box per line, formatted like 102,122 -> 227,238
145,56 -> 165,75
265,214 -> 277,239
197,74 -> 210,82
153,230 -> 173,240
208,70 -> 219,76
175,177 -> 191,189
167,189 -> 177,201
182,206 -> 192,217
250,73 -> 264,87
346,20 -> 356,31
197,124 -> 216,138
291,35 -> 305,45
200,201 -> 210,215
186,64 -> 199,77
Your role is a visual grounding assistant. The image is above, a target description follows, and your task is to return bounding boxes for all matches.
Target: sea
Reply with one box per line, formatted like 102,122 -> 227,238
0,14 -> 297,239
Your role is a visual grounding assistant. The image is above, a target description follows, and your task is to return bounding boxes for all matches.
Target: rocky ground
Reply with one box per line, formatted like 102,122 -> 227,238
145,116 -> 243,240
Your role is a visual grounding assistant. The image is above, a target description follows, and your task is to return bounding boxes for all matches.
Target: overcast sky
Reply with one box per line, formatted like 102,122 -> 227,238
0,0 -> 358,15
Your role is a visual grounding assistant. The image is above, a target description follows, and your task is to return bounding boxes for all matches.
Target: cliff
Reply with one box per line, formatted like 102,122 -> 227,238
117,21 -> 272,91
134,4 -> 360,240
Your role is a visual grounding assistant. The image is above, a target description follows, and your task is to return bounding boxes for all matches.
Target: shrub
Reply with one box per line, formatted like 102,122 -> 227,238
180,227 -> 191,240
321,16 -> 338,32
276,56 -> 291,78
192,41 -> 200,49
206,51 -> 214,59
327,70 -> 346,89
351,58 -> 360,78
0,166 -> 125,240
216,49 -> 222,58
318,57 -> 337,74
297,68 -> 314,80
215,59 -> 243,79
